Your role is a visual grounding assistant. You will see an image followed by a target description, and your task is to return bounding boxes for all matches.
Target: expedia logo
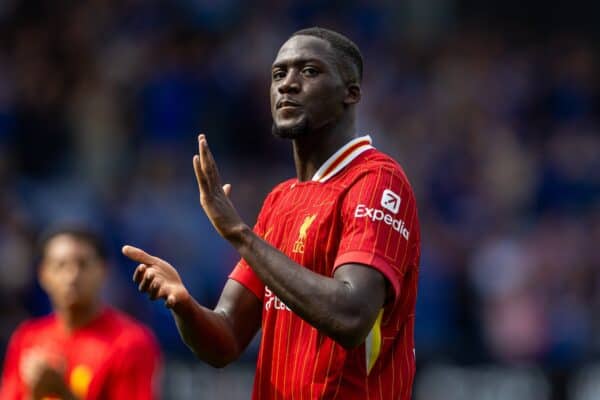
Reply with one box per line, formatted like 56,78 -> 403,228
354,204 -> 410,240
381,189 -> 401,214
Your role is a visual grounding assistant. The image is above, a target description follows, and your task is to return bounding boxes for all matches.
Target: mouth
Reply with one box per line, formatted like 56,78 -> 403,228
276,98 -> 301,110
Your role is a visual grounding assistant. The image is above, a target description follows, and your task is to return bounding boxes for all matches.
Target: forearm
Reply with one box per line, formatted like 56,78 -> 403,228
229,225 -> 368,347
171,293 -> 240,367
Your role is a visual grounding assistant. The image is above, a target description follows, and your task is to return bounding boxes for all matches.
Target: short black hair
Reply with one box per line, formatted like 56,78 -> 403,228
291,27 -> 363,84
38,226 -> 109,262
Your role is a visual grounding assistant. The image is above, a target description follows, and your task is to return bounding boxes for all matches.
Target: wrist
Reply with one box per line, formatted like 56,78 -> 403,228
223,223 -> 252,247
170,288 -> 194,314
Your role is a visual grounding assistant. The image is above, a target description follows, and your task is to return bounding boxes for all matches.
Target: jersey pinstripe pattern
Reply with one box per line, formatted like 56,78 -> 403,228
230,136 -> 420,399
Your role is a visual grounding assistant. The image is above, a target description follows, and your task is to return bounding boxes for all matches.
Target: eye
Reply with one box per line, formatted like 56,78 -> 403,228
302,66 -> 319,77
49,262 -> 64,271
47,261 -> 67,272
272,69 -> 286,81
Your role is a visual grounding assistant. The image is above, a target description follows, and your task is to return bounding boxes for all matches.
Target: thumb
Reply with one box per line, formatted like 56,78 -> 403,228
222,183 -> 232,198
166,294 -> 176,309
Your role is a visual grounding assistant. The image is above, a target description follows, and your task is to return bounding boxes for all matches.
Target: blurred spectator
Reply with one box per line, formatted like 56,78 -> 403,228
0,227 -> 162,399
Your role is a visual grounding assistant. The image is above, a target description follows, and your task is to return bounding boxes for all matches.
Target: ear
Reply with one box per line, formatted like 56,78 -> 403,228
344,83 -> 361,106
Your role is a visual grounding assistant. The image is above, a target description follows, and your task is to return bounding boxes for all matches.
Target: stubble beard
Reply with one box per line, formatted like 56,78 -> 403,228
271,117 -> 310,139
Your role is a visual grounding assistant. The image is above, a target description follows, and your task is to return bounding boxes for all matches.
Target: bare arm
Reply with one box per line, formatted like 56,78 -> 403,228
172,280 -> 262,367
237,231 -> 387,348
122,246 -> 261,367
193,134 -> 387,348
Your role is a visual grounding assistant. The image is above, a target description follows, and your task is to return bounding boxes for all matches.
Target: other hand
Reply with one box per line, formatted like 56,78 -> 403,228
20,349 -> 69,400
122,245 -> 190,308
193,134 -> 248,241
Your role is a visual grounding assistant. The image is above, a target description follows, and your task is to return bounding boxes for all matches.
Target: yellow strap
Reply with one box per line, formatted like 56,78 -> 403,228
366,309 -> 384,374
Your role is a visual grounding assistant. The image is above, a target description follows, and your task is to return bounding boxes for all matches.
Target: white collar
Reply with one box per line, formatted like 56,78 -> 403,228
311,135 -> 374,183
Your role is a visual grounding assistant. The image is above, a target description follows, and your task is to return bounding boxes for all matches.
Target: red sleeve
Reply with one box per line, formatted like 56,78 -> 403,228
229,255 -> 264,301
0,325 -> 27,400
333,166 -> 419,305
101,327 -> 162,400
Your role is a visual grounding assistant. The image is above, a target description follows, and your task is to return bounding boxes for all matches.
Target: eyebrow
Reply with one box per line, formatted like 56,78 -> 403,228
271,57 -> 327,70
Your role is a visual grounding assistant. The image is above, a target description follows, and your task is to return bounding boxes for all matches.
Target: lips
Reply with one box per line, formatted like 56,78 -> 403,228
276,98 -> 301,109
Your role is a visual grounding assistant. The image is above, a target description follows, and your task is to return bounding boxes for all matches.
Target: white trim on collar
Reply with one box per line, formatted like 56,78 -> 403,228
311,135 -> 374,183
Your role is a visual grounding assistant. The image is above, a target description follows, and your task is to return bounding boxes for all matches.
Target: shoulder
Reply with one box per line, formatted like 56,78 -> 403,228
341,149 -> 414,190
260,178 -> 296,209
267,178 -> 296,198
10,315 -> 56,340
363,148 -> 403,169
3,315 -> 56,355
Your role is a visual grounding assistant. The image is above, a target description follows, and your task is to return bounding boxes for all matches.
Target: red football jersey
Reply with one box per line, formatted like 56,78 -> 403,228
230,136 -> 421,399
0,307 -> 162,400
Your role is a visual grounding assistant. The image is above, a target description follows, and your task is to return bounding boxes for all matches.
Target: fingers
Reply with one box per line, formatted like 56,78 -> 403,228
133,263 -> 170,302
223,183 -> 232,197
132,264 -> 147,284
165,294 -> 176,309
137,268 -> 155,293
122,245 -> 161,266
198,134 -> 213,174
135,266 -> 163,300
20,351 -> 48,386
148,280 -> 161,300
124,246 -> 184,307
193,154 -> 206,194
194,134 -> 222,194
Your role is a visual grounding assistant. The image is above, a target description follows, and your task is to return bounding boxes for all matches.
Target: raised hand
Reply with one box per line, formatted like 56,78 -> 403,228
20,349 -> 71,400
193,134 -> 248,241
122,245 -> 189,308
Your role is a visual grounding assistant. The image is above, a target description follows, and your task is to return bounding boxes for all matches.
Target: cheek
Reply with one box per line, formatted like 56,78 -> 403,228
41,273 -> 63,294
87,270 -> 106,293
308,86 -> 344,119
270,86 -> 277,110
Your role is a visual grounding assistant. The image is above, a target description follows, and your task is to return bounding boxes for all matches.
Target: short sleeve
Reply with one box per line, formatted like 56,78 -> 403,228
333,167 -> 418,304
229,210 -> 269,301
229,255 -> 265,301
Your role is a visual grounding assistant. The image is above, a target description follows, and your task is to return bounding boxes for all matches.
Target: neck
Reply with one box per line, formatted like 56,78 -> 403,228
292,114 -> 356,182
57,301 -> 102,332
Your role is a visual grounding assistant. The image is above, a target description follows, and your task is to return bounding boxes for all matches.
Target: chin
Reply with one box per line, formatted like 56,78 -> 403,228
62,295 -> 88,309
272,118 -> 310,139
63,300 -> 83,310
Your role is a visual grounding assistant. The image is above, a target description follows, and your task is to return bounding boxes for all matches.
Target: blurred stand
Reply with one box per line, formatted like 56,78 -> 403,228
0,1 -> 598,399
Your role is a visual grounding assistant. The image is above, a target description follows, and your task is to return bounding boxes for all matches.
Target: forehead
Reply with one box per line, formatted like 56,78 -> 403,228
273,35 -> 335,67
44,235 -> 95,258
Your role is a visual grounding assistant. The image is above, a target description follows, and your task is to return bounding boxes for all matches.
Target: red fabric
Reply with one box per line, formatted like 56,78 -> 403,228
0,307 -> 162,400
229,148 -> 421,399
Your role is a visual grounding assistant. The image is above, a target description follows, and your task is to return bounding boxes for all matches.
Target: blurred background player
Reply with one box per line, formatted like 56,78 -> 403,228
0,227 -> 162,400
123,27 -> 420,399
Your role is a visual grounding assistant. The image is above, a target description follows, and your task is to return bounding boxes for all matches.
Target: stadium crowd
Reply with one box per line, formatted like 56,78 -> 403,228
0,0 -> 598,398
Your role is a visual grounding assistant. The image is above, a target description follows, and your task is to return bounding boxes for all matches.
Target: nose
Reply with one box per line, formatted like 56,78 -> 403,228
278,70 -> 300,94
63,263 -> 82,284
